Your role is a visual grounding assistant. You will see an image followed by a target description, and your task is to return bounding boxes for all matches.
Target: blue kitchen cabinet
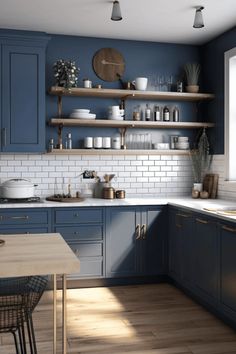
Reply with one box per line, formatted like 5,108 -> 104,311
53,207 -> 105,279
192,214 -> 218,305
168,207 -> 193,286
142,206 -> 167,276
105,206 -> 166,278
219,222 -> 236,322
0,32 -> 49,152
0,208 -> 51,233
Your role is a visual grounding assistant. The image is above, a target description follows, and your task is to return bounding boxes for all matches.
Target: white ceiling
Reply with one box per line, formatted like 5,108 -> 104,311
1,0 -> 236,45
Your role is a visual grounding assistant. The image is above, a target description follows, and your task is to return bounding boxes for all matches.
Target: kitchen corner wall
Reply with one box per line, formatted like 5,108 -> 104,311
0,153 -> 193,198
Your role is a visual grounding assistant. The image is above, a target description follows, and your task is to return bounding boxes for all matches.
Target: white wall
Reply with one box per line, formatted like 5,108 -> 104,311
0,153 -> 193,198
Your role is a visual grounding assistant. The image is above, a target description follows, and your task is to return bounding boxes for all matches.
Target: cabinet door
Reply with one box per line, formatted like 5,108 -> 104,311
220,223 -> 236,319
1,44 -> 46,152
193,215 -> 218,303
168,208 -> 183,281
142,206 -> 167,275
106,207 -> 140,278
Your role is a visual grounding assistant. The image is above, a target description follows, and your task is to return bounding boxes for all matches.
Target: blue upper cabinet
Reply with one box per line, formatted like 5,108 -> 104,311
0,31 -> 50,152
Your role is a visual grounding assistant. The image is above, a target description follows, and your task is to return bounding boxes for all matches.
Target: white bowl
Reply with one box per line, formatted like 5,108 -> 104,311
72,109 -> 90,113
109,115 -> 124,121
156,143 -> 170,150
178,137 -> 189,142
176,142 -> 190,150
70,113 -> 96,119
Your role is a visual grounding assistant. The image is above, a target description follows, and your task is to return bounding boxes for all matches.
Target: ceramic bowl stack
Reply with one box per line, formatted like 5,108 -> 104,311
175,136 -> 190,150
108,106 -> 124,120
70,109 -> 96,120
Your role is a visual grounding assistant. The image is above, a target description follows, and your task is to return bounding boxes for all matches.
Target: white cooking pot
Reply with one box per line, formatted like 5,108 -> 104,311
0,179 -> 38,199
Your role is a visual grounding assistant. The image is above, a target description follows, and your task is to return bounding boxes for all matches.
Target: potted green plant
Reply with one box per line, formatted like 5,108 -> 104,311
190,128 -> 212,192
184,63 -> 201,93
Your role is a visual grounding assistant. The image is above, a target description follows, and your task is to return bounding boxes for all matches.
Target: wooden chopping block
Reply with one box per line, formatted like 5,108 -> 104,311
203,174 -> 219,198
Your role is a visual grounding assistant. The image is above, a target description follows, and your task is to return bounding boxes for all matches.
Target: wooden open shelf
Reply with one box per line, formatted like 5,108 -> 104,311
49,118 -> 214,129
48,148 -> 190,155
49,86 -> 215,102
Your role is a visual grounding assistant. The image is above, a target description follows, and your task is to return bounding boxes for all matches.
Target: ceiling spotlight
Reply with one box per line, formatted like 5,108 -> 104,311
193,6 -> 204,28
111,1 -> 122,21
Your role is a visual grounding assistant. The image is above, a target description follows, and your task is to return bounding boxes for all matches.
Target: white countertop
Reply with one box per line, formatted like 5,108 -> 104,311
0,197 -> 236,223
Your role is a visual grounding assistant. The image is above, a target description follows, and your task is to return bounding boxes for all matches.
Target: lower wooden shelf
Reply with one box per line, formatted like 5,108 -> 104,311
48,148 -> 190,155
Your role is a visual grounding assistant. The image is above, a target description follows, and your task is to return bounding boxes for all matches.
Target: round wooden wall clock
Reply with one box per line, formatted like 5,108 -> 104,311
92,48 -> 125,82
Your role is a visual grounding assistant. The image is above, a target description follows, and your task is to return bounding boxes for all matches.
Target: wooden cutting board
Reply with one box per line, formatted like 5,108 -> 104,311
203,173 -> 219,199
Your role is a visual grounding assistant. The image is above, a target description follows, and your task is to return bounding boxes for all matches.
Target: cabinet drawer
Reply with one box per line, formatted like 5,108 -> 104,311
54,208 -> 103,224
56,225 -> 103,242
0,227 -> 49,235
0,210 -> 48,225
69,242 -> 103,257
68,260 -> 103,278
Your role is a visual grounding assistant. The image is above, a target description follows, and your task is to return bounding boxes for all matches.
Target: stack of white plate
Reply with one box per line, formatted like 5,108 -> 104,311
70,109 -> 96,120
175,136 -> 190,150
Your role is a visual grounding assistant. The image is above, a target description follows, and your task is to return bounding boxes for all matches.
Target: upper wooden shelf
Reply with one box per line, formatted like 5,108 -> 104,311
49,86 -> 215,102
49,118 -> 214,129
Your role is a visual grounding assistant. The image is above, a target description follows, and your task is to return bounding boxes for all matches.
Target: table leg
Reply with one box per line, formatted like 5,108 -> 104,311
62,274 -> 67,354
53,274 -> 57,354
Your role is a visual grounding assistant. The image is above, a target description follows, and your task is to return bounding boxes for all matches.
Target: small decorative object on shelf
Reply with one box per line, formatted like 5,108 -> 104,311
53,60 -> 79,88
184,62 -> 201,93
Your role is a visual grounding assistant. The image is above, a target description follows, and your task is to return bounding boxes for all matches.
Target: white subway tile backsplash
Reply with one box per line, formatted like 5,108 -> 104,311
0,153 -> 195,198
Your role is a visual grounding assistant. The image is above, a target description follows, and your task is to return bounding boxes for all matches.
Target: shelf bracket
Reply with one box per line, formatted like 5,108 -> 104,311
58,96 -> 62,118
57,123 -> 63,149
119,127 -> 127,150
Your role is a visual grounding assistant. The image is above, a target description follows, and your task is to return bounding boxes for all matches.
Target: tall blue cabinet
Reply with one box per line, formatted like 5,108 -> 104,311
0,31 -> 49,152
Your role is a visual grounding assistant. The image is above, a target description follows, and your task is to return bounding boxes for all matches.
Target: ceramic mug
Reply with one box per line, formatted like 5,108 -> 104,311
132,77 -> 148,91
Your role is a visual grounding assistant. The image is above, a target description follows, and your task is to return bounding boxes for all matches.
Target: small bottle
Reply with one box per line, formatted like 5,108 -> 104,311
145,104 -> 151,121
65,133 -> 72,149
163,106 -> 170,121
173,106 -> 179,122
154,106 -> 161,121
48,138 -> 54,152
119,101 -> 125,120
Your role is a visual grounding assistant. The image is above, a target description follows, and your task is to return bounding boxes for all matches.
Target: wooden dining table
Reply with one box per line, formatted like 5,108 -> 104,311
0,232 -> 80,354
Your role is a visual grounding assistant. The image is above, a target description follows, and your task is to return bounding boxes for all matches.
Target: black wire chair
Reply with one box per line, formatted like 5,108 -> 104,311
0,276 -> 48,354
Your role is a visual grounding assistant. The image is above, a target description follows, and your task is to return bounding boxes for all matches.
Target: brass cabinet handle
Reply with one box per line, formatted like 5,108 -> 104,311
141,224 -> 147,240
73,231 -> 79,235
10,216 -> 29,220
222,225 -> 236,233
74,213 -> 79,217
176,213 -> 191,218
135,224 -> 141,240
196,218 -> 208,224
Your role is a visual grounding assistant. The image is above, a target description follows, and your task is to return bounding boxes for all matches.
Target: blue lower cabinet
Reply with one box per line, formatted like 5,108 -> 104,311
168,207 -> 193,285
106,207 -> 139,278
105,206 -> 166,278
53,207 -> 105,279
219,222 -> 236,321
142,207 -> 167,275
192,214 -> 218,304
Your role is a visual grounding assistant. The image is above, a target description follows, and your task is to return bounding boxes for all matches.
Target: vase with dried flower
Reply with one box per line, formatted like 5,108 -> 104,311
184,62 -> 201,93
190,128 -> 212,194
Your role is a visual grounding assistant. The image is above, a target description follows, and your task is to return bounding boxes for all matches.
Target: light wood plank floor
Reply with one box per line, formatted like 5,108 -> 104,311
1,283 -> 236,354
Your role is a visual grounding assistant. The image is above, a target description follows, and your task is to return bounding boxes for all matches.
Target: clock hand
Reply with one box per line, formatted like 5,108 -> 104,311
101,59 -> 123,66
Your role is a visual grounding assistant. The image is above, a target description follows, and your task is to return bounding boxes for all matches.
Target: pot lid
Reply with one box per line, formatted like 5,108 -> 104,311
1,179 -> 34,188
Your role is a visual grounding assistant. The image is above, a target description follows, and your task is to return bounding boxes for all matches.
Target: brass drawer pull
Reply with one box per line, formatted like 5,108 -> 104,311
176,213 -> 190,218
222,225 -> 236,233
10,216 -> 29,220
141,224 -> 147,240
73,231 -> 79,235
135,224 -> 141,240
196,218 -> 208,224
74,213 -> 79,217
